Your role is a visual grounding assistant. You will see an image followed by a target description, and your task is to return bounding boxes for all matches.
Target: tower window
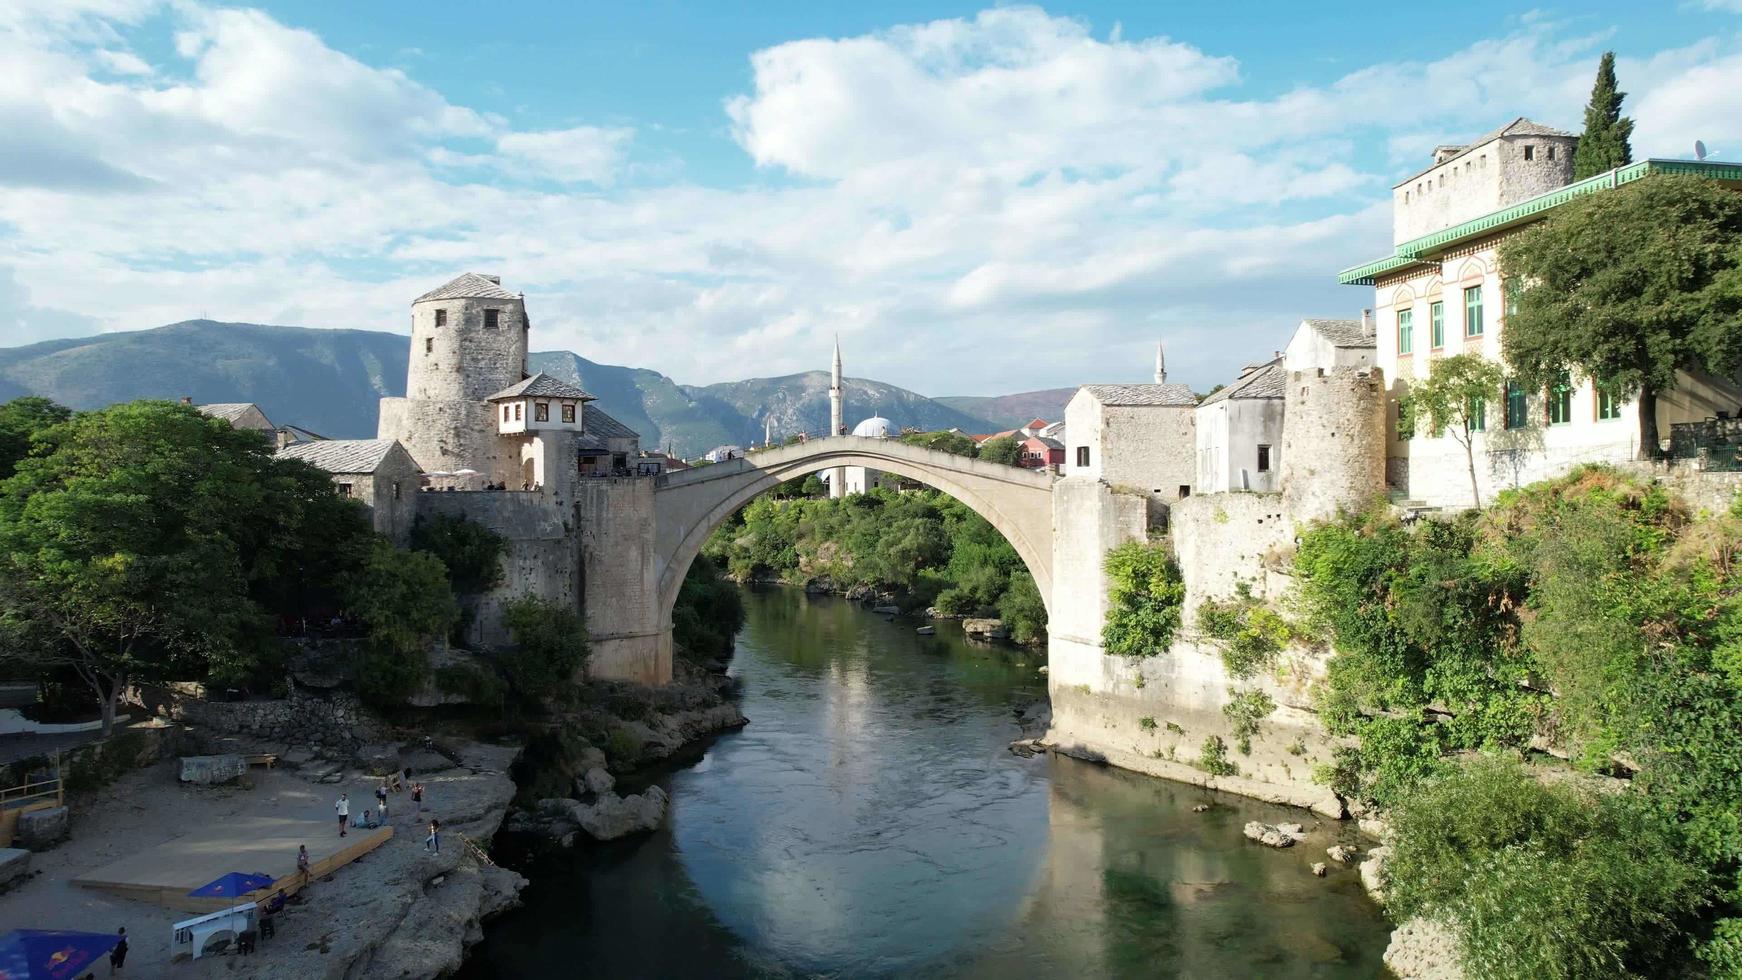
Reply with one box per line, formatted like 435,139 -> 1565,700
514,402 -> 522,421
336,482 -> 352,498
1075,446 -> 1090,467
535,401 -> 549,423
1547,145 -> 1556,161
1256,445 -> 1271,472
562,402 -> 576,423
434,309 -> 447,327
484,309 -> 500,329
392,481 -> 401,500
1524,145 -> 1535,161
502,405 -> 510,423
425,338 -> 433,353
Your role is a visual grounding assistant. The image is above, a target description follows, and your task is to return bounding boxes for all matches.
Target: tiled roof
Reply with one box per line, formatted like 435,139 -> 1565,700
1397,117 -> 1575,186
1200,358 -> 1284,405
1079,383 -> 1198,407
197,403 -> 261,423
414,273 -> 519,304
583,403 -> 639,441
1024,417 -> 1049,429
1302,318 -> 1376,348
277,438 -> 403,474
485,372 -> 595,402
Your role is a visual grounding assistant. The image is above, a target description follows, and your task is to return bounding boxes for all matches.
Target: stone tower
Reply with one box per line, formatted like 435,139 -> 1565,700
828,336 -> 846,498
1279,366 -> 1388,524
378,272 -> 531,484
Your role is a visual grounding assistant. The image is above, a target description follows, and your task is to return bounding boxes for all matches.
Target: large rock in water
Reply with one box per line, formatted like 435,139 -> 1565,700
1242,821 -> 1306,848
1384,917 -> 1466,979
576,787 -> 668,841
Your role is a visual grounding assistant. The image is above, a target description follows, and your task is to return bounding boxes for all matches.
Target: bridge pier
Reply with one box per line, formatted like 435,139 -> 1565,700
577,477 -> 673,685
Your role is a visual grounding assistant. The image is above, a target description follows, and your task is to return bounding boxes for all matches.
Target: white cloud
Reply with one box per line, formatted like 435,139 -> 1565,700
496,126 -> 633,184
0,3 -> 1738,398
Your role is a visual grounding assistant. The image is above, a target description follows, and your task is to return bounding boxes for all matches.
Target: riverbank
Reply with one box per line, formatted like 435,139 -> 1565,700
0,740 -> 521,978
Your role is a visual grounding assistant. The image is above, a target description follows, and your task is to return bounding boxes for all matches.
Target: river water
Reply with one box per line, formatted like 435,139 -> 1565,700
462,586 -> 1392,978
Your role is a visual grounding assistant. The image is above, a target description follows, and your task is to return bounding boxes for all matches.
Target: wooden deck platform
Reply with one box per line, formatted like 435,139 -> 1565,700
72,814 -> 392,912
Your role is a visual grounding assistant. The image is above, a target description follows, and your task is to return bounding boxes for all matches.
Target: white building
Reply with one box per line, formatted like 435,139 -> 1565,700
823,415 -> 900,496
1282,317 -> 1376,375
1195,358 -> 1284,494
1340,122 -> 1742,508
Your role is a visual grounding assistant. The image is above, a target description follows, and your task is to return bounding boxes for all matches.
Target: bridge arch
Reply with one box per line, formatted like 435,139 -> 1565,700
651,437 -> 1055,635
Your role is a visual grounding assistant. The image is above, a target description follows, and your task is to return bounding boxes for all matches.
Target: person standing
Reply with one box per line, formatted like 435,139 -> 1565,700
425,818 -> 440,854
375,780 -> 388,810
378,795 -> 389,823
108,927 -> 127,975
412,782 -> 424,808
335,793 -> 349,837
296,844 -> 311,883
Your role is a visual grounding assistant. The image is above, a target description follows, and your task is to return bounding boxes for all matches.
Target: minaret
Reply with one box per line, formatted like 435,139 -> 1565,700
1154,340 -> 1167,384
828,336 -> 846,498
764,416 -> 773,447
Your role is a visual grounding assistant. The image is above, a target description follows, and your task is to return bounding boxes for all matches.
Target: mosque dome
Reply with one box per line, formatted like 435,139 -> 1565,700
851,416 -> 897,438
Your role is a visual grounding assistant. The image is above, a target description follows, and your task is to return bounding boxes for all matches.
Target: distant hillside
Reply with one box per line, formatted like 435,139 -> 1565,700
687,372 -> 1000,445
0,321 -> 999,458
935,388 -> 1076,430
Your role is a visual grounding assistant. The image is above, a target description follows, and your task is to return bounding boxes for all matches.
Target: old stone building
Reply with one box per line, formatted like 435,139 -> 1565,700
277,438 -> 422,542
1343,124 -> 1742,508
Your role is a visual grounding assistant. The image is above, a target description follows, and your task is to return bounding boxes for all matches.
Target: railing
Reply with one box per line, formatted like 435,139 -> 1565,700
0,775 -> 62,808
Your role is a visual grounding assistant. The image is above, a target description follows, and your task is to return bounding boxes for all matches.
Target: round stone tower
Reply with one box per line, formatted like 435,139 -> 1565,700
378,272 -> 530,484
1279,366 -> 1388,524
406,273 -> 529,402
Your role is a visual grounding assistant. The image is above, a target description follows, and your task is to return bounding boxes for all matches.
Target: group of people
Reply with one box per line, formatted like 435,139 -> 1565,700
331,772 -> 440,852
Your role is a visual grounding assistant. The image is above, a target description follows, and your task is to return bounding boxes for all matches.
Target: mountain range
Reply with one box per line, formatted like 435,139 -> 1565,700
0,320 -> 1049,458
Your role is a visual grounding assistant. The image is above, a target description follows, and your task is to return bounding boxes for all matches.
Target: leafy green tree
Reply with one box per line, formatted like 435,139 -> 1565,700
1572,52 -> 1633,179
345,540 -> 457,706
0,400 -> 364,732
1498,175 -> 1742,457
1101,540 -> 1185,657
900,430 -> 978,457
409,513 -> 505,595
1404,354 -> 1506,508
499,595 -> 589,693
998,570 -> 1047,644
977,436 -> 1023,466
0,397 -> 71,480
672,555 -> 746,661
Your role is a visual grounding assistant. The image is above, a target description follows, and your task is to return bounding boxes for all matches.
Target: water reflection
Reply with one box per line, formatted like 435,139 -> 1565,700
459,586 -> 1389,979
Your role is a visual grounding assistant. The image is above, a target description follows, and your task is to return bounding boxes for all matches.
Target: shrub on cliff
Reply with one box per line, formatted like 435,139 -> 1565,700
1101,540 -> 1184,658
500,595 -> 590,693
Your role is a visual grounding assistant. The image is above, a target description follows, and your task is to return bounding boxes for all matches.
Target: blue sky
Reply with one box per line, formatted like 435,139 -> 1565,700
2,1 -> 1740,395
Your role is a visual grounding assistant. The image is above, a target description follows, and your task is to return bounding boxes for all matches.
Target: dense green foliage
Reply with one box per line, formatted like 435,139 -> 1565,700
1101,540 -> 1184,658
1297,467 -> 1742,976
672,554 -> 746,661
704,486 -> 1045,640
0,396 -> 70,480
0,399 -> 379,729
499,595 -> 590,693
410,513 -> 506,594
1403,354 -> 1507,507
1222,688 -> 1275,756
1387,758 -> 1704,980
1573,52 -> 1634,179
1197,735 -> 1236,776
347,541 -> 458,706
1499,176 -> 1742,456
898,429 -> 979,457
977,436 -> 1023,466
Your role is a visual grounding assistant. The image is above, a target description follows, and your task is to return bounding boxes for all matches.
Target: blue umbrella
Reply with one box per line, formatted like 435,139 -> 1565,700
188,871 -> 276,899
0,929 -> 121,980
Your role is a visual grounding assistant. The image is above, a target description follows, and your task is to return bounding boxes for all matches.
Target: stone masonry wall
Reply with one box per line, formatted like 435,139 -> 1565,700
127,685 -> 383,754
379,396 -> 519,488
1170,492 -> 1293,613
416,491 -> 579,649
407,295 -> 528,404
576,478 -> 668,685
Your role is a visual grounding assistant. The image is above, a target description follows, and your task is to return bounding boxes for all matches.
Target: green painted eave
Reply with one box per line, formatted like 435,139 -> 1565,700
1337,158 -> 1742,286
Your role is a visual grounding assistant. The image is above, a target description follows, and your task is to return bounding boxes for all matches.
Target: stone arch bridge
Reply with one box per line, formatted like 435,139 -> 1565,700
652,437 -> 1056,628
578,436 -> 1059,686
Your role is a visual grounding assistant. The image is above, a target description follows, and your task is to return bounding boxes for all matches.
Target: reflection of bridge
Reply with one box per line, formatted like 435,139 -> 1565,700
652,437 -> 1056,630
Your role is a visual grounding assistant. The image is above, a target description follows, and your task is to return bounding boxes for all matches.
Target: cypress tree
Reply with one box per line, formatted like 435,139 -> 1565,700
1572,51 -> 1634,179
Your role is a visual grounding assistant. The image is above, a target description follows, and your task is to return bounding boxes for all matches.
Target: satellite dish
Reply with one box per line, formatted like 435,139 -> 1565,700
1695,140 -> 1708,161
